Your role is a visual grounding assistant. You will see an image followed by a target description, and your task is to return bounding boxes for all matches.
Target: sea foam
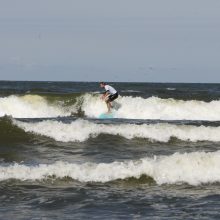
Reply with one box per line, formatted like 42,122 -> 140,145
14,119 -> 220,142
2,94 -> 220,121
1,151 -> 220,185
0,95 -> 71,118
80,94 -> 220,121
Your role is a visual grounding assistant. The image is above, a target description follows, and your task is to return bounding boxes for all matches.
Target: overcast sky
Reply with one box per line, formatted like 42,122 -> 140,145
0,0 -> 220,82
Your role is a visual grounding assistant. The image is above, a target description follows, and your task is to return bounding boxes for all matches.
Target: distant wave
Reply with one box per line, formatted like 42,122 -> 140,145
1,151 -> 220,185
2,94 -> 220,120
166,88 -> 176,91
121,90 -> 141,93
13,119 -> 220,142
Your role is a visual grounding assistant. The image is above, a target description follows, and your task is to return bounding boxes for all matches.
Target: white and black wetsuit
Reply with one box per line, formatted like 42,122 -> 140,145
104,85 -> 118,102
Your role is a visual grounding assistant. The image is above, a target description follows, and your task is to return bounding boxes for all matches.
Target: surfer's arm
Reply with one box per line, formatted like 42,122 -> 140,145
101,91 -> 110,100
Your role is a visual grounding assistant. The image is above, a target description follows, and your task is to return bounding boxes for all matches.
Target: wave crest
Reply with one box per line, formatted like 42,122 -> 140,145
1,151 -> 220,185
2,93 -> 220,120
13,119 -> 220,143
79,94 -> 220,121
0,95 -> 72,118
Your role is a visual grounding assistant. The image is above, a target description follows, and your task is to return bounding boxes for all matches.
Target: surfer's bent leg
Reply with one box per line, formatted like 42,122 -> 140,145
105,93 -> 118,112
104,95 -> 111,112
105,99 -> 111,112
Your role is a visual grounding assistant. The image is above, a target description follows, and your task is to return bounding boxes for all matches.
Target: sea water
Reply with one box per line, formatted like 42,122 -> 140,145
1,81 -> 220,219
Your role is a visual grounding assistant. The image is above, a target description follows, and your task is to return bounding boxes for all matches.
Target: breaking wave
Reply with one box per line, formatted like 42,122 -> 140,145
1,93 -> 220,121
79,94 -> 220,120
1,151 -> 220,185
13,119 -> 220,143
0,95 -> 72,118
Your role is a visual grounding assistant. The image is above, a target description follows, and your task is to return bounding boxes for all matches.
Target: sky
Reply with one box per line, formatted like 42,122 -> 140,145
0,0 -> 220,82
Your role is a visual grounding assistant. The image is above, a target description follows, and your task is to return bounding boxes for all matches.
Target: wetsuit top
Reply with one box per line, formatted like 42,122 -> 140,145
104,85 -> 117,95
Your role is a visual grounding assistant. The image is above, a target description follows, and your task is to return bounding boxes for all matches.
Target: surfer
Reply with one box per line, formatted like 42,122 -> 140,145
100,82 -> 118,112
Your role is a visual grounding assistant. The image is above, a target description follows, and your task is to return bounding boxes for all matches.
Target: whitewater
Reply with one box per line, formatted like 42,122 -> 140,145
1,94 -> 220,120
1,151 -> 220,186
0,95 -> 70,118
13,119 -> 220,142
2,82 -> 220,219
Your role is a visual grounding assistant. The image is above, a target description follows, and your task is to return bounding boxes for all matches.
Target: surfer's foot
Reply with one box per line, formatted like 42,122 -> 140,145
107,108 -> 112,113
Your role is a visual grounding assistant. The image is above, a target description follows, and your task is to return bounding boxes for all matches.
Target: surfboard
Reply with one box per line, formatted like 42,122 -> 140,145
98,112 -> 114,119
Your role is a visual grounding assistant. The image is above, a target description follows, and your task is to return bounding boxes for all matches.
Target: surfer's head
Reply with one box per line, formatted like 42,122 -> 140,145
100,82 -> 106,88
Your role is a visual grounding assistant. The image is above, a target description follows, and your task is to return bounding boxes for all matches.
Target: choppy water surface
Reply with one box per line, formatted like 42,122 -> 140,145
1,81 -> 220,219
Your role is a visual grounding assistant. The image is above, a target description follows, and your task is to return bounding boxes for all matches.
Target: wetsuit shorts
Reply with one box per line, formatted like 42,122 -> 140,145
107,92 -> 118,102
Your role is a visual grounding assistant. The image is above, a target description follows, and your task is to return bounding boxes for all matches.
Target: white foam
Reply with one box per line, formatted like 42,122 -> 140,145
0,95 -> 71,118
166,88 -> 176,91
2,93 -> 220,121
1,151 -> 220,185
14,119 -> 220,142
80,94 -> 220,120
121,90 -> 141,93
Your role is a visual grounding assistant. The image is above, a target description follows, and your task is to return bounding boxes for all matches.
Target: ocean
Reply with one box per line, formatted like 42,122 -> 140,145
1,81 -> 220,219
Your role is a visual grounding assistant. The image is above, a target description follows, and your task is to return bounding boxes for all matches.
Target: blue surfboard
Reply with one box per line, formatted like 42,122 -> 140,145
99,112 -> 114,119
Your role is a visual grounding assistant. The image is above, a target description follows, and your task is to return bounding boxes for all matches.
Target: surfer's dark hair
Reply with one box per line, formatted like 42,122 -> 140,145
100,82 -> 106,85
